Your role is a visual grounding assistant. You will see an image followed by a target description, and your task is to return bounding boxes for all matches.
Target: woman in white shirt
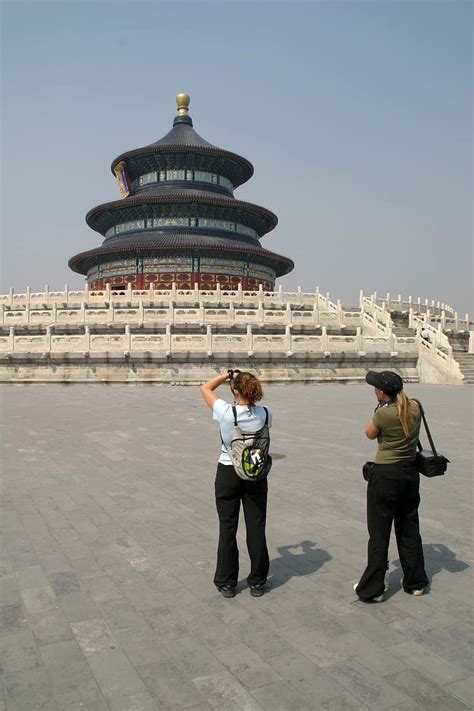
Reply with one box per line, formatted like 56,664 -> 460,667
200,370 -> 272,598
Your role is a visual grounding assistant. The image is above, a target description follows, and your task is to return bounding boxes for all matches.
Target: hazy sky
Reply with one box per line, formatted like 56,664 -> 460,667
1,1 -> 472,312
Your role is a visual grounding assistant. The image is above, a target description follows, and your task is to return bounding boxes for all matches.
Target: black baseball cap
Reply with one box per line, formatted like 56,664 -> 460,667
365,371 -> 403,397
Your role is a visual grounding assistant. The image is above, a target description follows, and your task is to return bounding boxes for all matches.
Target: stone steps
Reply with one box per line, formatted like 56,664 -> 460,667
452,351 -> 474,383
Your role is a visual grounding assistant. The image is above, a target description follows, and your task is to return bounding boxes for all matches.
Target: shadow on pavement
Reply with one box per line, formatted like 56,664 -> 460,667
267,539 -> 331,591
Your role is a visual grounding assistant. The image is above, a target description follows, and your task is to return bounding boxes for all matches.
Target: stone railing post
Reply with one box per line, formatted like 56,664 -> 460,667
258,283 -> 264,305
9,326 -> 15,352
126,282 -> 133,303
168,301 -> 174,325
80,302 -> 86,324
258,302 -> 264,324
148,282 -> 155,303
84,325 -> 90,353
441,310 -> 446,330
286,302 -> 292,325
193,282 -> 199,302
337,299 -> 343,325
356,326 -> 363,351
26,286 -> 31,304
171,282 -> 177,301
125,325 -> 131,353
247,324 -> 253,356
454,312 -> 459,331
321,325 -> 329,352
25,302 -> 30,325
386,292 -> 391,310
64,283 -> 69,303
229,300 -> 235,326
469,331 -> 474,354
278,284 -> 284,306
408,307 -> 414,328
138,301 -> 144,323
297,285 -> 303,306
199,301 -> 205,326
46,325 -> 53,353
105,283 -> 111,301
51,302 -> 57,325
206,324 -> 213,356
44,285 -> 50,306
465,313 -> 470,329
216,282 -> 222,303
108,303 -> 114,323
312,302 -> 319,325
285,325 -> 292,355
165,324 -> 171,356
237,282 -> 243,304
9,288 -> 14,307
359,289 -> 364,308
0,304 -> 3,325
83,283 -> 89,304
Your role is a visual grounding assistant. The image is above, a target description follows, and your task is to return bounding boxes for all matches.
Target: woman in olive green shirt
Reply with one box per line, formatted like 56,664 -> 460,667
354,371 -> 429,603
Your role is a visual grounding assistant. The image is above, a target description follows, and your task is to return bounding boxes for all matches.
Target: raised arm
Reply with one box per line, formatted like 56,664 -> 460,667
200,372 -> 231,409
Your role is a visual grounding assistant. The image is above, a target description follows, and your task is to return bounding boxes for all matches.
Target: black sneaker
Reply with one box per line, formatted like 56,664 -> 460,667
250,584 -> 265,597
217,585 -> 236,598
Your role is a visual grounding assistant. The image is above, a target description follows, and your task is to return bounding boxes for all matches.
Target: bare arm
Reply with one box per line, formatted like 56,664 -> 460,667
365,420 -> 380,440
200,372 -> 231,409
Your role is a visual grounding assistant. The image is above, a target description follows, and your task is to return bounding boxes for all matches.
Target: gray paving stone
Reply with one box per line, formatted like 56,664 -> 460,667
20,584 -> 57,614
166,635 -> 225,677
390,638 -> 469,685
0,603 -> 26,635
0,576 -> 21,606
193,670 -> 263,710
58,590 -> 102,622
48,570 -> 82,596
386,668 -> 471,709
214,642 -> 282,689
0,629 -> 41,673
39,639 -> 93,687
105,688 -> 159,711
81,574 -> 122,602
52,677 -> 109,711
3,667 -> 58,711
29,608 -> 74,646
324,659 -> 410,708
250,679 -> 319,710
139,659 -> 209,709
14,564 -> 50,590
71,618 -> 119,655
446,675 -> 474,708
87,650 -> 153,698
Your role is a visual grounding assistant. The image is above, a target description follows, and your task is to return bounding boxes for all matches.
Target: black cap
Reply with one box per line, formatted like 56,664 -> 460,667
365,371 -> 403,397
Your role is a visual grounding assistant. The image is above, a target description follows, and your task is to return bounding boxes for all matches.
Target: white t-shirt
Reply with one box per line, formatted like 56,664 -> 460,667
213,398 -> 273,465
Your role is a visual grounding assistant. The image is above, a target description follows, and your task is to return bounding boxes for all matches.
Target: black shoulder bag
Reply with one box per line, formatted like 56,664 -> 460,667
413,399 -> 449,477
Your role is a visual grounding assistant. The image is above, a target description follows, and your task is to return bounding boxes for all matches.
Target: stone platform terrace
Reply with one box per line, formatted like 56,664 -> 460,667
0,384 -> 472,710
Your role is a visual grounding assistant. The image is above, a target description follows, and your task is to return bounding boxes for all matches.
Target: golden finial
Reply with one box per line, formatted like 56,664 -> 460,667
176,92 -> 190,115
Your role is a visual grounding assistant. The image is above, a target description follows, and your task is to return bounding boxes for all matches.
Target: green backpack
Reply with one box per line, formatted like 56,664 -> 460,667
226,406 -> 272,482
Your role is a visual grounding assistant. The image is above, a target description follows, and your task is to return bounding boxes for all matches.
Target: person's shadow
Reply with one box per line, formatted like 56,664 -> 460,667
267,540 -> 331,591
388,543 -> 469,592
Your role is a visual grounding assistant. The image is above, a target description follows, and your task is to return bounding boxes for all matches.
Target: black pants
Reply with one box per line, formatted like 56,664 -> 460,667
214,462 -> 269,588
356,459 -> 429,600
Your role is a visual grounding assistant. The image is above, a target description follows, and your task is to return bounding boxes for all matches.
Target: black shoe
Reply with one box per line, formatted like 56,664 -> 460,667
249,584 -> 265,597
217,585 -> 236,598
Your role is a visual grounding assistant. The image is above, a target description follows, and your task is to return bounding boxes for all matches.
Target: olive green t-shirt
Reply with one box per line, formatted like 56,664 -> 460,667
372,403 -> 421,464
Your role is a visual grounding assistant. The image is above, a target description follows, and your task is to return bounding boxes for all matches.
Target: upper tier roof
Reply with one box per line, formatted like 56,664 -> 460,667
111,93 -> 253,187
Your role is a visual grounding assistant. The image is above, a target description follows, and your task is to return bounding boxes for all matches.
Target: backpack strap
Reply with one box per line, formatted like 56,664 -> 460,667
263,406 -> 269,425
232,405 -> 238,426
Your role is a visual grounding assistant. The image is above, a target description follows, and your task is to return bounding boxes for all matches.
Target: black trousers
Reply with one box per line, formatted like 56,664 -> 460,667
214,462 -> 269,588
356,459 -> 429,600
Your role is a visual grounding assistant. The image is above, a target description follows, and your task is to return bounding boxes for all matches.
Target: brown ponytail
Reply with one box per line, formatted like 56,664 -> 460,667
232,372 -> 263,407
396,391 -> 420,438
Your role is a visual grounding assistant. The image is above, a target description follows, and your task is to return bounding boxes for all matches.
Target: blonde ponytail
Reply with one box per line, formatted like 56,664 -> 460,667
396,391 -> 420,438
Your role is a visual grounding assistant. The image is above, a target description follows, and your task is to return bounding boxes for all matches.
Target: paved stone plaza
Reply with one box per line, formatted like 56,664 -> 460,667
0,383 -> 472,710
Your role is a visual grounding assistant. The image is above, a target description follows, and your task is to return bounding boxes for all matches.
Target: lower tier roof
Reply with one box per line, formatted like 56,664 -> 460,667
69,232 -> 294,277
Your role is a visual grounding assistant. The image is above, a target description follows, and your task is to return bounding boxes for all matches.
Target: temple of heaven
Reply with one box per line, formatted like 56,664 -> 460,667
69,93 -> 294,292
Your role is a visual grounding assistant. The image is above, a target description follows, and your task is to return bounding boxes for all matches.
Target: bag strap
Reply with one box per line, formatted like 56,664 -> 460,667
412,399 -> 438,456
232,405 -> 269,427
